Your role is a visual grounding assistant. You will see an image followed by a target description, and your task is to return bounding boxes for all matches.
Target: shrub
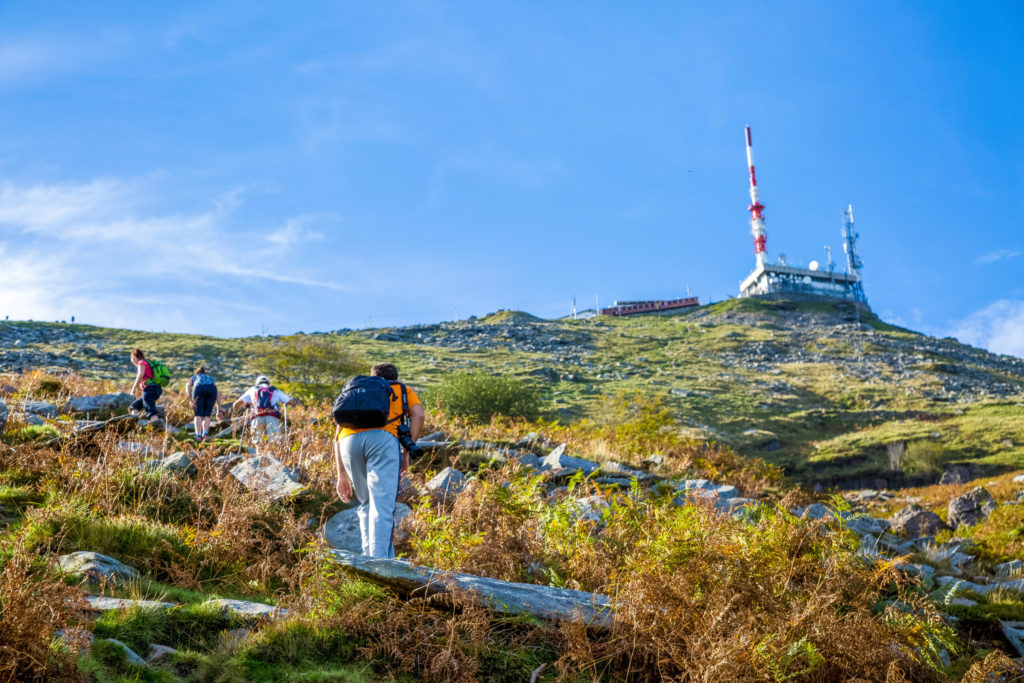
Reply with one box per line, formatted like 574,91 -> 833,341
435,372 -> 541,423
251,335 -> 363,402
902,440 -> 950,479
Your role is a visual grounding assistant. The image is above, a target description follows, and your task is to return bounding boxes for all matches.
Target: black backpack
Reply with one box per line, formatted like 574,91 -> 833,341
332,376 -> 397,429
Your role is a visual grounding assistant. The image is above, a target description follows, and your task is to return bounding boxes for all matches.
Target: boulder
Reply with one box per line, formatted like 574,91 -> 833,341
230,456 -> 308,503
1001,621 -> 1024,657
598,461 -> 648,480
57,551 -> 139,583
570,495 -> 609,523
142,451 -> 196,476
323,502 -> 412,553
897,563 -> 936,587
995,560 -> 1023,578
948,486 -> 998,528
798,503 -> 836,521
201,598 -> 284,618
425,467 -> 467,502
329,548 -> 611,627
509,451 -> 542,470
145,644 -> 178,665
845,515 -> 890,536
64,392 -> 135,416
1014,473 -> 1024,484
23,400 -> 58,417
0,397 -> 6,435
20,413 -> 45,426
540,444 -> 600,475
889,505 -> 948,537
117,441 -> 158,457
103,639 -> 147,667
86,596 -> 178,611
939,466 -> 971,485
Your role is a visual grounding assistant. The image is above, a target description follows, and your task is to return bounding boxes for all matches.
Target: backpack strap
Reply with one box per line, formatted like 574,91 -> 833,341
384,382 -> 409,426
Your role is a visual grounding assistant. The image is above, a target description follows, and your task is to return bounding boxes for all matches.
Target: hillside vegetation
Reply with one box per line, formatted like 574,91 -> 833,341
2,301 -> 1024,680
4,298 -> 1022,488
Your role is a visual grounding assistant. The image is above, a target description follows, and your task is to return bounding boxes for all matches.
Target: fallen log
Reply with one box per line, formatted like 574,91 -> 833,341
328,549 -> 612,628
43,413 -> 137,447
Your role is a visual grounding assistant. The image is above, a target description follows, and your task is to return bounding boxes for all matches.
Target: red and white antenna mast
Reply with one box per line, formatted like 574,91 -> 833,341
745,125 -> 767,266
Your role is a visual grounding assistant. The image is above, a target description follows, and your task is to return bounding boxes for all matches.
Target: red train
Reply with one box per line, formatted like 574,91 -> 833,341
599,297 -> 699,317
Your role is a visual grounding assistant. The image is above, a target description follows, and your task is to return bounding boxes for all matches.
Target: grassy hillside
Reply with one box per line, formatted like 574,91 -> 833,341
2,297 -> 1022,488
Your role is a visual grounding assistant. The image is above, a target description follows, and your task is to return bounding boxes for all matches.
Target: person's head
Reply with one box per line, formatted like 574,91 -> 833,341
256,375 -> 271,385
130,348 -> 145,365
194,366 -> 205,375
370,363 -> 398,381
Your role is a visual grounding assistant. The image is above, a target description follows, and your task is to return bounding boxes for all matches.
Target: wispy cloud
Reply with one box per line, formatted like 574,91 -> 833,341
975,248 -> 1022,265
948,299 -> 1024,359
0,177 -> 351,334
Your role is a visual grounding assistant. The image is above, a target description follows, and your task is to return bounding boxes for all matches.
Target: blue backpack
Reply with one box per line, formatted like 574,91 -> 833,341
332,376 -> 397,429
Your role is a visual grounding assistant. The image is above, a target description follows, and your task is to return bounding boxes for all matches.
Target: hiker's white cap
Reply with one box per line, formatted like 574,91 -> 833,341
256,375 -> 270,385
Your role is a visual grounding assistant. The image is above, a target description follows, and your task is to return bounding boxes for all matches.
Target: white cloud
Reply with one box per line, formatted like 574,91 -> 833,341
948,299 -> 1024,359
266,214 -> 326,246
0,177 -> 351,334
975,248 -> 1022,265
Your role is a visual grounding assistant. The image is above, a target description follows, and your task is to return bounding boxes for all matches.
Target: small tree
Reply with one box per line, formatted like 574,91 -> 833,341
435,372 -> 541,423
251,335 -> 363,402
886,440 -> 906,472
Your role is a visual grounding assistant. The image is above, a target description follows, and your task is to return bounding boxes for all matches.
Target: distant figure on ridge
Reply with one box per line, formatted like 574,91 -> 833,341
185,366 -> 222,443
333,362 -> 425,559
127,348 -> 170,425
232,375 -> 292,441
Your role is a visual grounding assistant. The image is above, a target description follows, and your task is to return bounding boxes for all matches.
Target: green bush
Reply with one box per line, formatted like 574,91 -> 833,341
901,440 -> 950,479
435,372 -> 541,422
251,335 -> 363,402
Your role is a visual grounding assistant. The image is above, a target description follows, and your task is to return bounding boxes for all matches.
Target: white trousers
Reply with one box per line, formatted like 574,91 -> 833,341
338,429 -> 402,558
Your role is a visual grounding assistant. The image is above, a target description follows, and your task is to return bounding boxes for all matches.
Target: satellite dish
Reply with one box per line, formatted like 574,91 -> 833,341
808,260 -> 820,271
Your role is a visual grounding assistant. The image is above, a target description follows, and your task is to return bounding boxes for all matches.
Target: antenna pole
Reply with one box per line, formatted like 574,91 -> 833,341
745,125 -> 767,266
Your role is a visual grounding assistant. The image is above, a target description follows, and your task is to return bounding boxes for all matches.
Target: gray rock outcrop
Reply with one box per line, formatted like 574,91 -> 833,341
57,551 -> 139,583
141,452 -> 196,476
323,502 -> 412,553
202,598 -> 284,618
948,486 -> 998,528
0,397 -> 6,435
230,455 -> 308,502
939,466 -> 971,485
64,392 -> 135,416
425,467 -> 467,502
889,505 -> 948,537
104,639 -> 148,667
540,444 -> 600,475
145,644 -> 178,665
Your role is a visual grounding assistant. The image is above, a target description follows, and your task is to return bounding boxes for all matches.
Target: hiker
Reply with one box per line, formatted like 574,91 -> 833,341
232,375 -> 291,441
185,366 -> 222,442
127,348 -> 167,424
334,362 -> 425,559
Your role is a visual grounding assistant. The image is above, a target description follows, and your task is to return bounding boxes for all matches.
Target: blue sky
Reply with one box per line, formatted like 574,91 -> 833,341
1,2 -> 1022,356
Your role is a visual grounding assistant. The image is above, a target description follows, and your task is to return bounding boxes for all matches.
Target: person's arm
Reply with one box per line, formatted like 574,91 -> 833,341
215,389 -> 223,418
408,404 -> 425,442
231,397 -> 245,413
335,430 -> 353,502
186,378 -> 195,405
128,365 -> 144,395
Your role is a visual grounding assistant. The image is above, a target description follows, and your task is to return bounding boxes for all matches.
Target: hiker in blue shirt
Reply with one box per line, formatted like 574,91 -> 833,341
185,366 -> 222,443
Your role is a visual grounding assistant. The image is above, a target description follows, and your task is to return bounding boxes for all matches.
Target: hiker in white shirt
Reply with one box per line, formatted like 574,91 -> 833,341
232,375 -> 291,441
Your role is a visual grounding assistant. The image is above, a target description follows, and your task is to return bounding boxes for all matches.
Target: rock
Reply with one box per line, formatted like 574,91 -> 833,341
416,440 -> 455,452
202,598 -> 285,618
55,627 -> 93,654
948,486 -> 998,528
230,455 -> 308,502
1003,439 -> 1017,448
798,503 -> 836,521
1014,473 -> 1024,484
157,451 -> 196,476
322,502 -> 412,553
103,638 -> 148,667
0,397 -> 6,435
20,413 -> 45,426
1001,621 -> 1024,657
117,441 -> 158,457
12,339 -> 24,348
145,644 -> 178,664
995,560 -> 1023,578
425,467 -> 467,501
509,451 -> 542,469
570,495 -> 609,523
897,563 -> 936,587
889,505 -> 948,537
57,551 -> 139,583
212,454 -> 244,468
86,596 -> 178,611
934,575 -> 995,596
642,454 -> 664,469
64,392 -> 135,416
939,466 -> 971,485
23,400 -> 58,417
329,548 -> 611,627
845,515 -> 890,536
540,444 -> 600,475
598,461 -> 647,480
949,597 -> 977,607
420,431 -> 446,442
